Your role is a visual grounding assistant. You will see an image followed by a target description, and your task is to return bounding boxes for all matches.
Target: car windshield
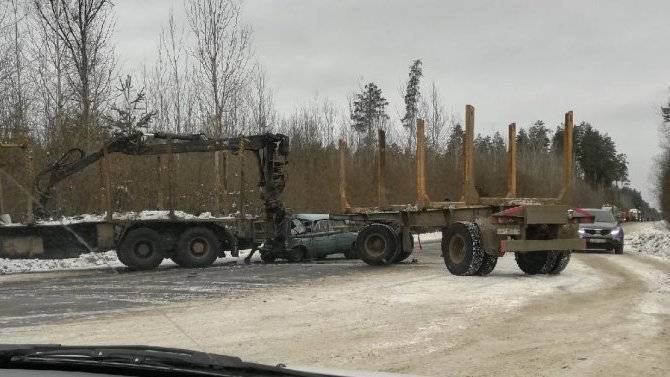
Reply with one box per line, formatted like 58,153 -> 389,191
0,2 -> 668,377
587,210 -> 616,223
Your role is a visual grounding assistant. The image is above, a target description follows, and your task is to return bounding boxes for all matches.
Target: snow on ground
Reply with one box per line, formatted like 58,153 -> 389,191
414,231 -> 441,244
625,221 -> 670,261
0,250 -> 258,275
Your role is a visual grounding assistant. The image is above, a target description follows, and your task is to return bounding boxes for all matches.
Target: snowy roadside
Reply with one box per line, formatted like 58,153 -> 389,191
1,232 -> 443,276
624,221 -> 670,261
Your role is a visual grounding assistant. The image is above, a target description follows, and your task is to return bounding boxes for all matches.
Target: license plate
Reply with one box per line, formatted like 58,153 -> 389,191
496,225 -> 521,235
590,238 -> 606,243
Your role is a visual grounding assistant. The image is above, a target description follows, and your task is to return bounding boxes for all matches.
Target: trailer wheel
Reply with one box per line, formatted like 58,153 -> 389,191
477,254 -> 498,276
392,234 -> 414,263
515,251 -> 558,275
442,222 -> 485,276
173,227 -> 219,268
548,252 -> 571,274
117,228 -> 164,270
356,223 -> 399,266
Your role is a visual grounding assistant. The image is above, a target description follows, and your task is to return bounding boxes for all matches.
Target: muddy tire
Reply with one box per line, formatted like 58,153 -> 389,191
117,228 -> 164,270
548,251 -> 571,274
477,254 -> 498,276
286,246 -> 305,263
392,233 -> 414,263
172,227 -> 219,268
356,223 -> 399,266
515,251 -> 558,275
442,222 -> 485,276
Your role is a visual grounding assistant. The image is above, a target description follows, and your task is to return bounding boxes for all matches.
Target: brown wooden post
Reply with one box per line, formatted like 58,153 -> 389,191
101,147 -> 113,222
506,122 -> 517,198
167,137 -> 175,217
377,129 -> 387,208
559,111 -> 574,204
0,171 -> 4,215
460,105 -> 479,204
156,155 -> 164,210
416,119 -> 430,207
214,151 -> 222,214
24,140 -> 35,224
338,139 -> 351,212
238,140 -> 246,218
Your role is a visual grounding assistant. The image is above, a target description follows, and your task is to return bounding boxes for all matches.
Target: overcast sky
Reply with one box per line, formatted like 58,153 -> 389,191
113,0 -> 670,207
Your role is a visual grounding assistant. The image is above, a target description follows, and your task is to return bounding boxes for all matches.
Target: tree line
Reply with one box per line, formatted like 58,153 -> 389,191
0,0 -> 656,220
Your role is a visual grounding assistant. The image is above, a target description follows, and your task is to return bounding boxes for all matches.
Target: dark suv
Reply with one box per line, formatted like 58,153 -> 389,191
579,208 -> 624,254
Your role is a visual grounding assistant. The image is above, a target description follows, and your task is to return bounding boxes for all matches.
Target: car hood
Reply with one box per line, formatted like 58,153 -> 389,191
579,222 -> 618,230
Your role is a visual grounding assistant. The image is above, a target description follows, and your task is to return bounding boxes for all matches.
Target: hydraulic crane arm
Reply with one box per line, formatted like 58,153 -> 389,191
34,131 -> 290,242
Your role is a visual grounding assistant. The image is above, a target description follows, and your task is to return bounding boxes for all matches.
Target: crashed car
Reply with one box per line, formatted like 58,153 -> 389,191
579,208 -> 624,254
285,214 -> 358,262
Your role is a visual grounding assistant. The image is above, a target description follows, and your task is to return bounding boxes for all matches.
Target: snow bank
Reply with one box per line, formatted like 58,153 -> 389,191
625,221 -> 670,260
414,231 -> 442,244
0,250 -> 258,275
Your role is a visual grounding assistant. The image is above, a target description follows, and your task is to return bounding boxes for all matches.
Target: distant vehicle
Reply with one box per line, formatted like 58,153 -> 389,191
579,208 -> 624,254
627,208 -> 641,222
282,214 -> 358,262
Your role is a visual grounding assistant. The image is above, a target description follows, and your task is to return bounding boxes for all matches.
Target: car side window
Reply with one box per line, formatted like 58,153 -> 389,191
312,220 -> 330,233
291,219 -> 307,235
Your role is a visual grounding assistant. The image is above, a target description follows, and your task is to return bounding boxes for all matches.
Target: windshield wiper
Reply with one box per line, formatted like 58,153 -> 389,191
0,344 -> 335,377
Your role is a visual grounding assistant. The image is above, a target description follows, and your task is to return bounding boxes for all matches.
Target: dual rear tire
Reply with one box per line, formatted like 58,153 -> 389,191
442,222 -> 497,276
355,224 -> 414,265
117,226 -> 220,270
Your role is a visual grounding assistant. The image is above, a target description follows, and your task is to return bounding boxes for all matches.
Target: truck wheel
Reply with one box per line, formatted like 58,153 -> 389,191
286,246 -> 305,263
344,243 -> 358,259
515,251 -> 558,275
260,251 -> 276,263
173,227 -> 219,268
117,228 -> 164,270
548,252 -> 571,274
392,234 -> 414,263
442,222 -> 485,276
356,223 -> 399,266
477,254 -> 498,276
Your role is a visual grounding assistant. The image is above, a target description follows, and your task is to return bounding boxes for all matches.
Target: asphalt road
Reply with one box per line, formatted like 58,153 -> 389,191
0,254 -> 376,330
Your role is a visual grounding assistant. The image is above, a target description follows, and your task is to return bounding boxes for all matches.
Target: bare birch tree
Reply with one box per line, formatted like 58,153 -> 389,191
34,0 -> 116,139
185,0 -> 251,137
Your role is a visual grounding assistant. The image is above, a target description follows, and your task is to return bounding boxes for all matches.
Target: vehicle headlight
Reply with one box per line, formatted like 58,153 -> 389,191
578,228 -> 585,235
610,228 -> 621,236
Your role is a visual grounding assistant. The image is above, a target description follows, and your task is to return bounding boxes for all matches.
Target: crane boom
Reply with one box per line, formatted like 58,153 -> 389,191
34,131 -> 290,244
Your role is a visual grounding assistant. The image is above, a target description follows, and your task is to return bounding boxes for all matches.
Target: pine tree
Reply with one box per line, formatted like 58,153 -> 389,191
351,82 -> 389,148
527,120 -> 550,153
401,59 -> 422,147
446,122 -> 464,156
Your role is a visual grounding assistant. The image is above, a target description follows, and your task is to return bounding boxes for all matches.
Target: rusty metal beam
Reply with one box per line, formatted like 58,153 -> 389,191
338,139 -> 351,213
377,129 -> 387,208
559,111 -> 574,204
416,119 -> 430,207
460,105 -> 479,204
506,122 -> 517,198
